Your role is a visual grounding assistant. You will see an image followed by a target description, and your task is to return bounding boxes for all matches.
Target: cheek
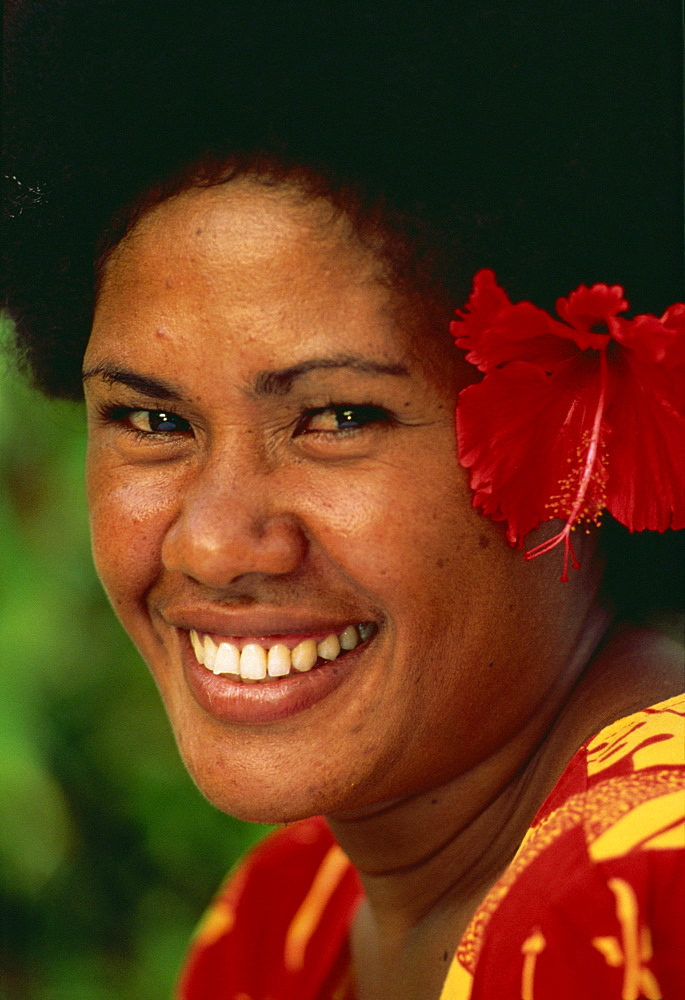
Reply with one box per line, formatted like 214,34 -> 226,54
294,452 -> 479,599
86,456 -> 179,612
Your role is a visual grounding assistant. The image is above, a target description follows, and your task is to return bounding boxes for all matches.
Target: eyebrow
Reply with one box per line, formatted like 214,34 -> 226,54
253,355 -> 411,396
83,355 -> 411,400
81,363 -> 185,401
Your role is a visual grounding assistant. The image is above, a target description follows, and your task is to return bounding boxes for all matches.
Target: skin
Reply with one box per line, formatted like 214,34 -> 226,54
83,179 -> 683,999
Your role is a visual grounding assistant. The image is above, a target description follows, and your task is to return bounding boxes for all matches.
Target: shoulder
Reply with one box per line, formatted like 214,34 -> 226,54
450,696 -> 685,999
584,691 -> 685,780
539,691 -> 685,824
176,817 -> 362,1000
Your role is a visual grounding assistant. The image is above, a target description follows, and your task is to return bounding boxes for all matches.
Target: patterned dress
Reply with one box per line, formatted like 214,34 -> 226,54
177,695 -> 685,1000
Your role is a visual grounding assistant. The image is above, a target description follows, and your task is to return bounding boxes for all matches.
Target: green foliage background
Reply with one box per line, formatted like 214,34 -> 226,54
0,315 -> 271,999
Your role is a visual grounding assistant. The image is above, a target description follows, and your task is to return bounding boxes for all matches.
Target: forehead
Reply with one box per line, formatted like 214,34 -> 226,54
91,180 -> 421,369
101,182 -> 382,306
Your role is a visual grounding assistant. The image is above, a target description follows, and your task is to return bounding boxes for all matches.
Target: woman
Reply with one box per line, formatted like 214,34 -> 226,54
3,5 -> 683,998
6,150 -> 684,998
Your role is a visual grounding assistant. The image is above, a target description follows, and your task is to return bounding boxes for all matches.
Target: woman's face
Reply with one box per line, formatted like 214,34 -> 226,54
84,180 -> 589,822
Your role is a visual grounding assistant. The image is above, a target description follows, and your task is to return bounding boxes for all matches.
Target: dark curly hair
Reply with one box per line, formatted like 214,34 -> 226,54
3,0 -> 683,620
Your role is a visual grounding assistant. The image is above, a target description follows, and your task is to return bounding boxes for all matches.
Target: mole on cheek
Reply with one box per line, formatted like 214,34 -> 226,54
478,534 -> 490,549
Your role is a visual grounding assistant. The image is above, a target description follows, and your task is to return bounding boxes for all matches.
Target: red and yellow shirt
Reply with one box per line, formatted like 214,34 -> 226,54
178,694 -> 685,1000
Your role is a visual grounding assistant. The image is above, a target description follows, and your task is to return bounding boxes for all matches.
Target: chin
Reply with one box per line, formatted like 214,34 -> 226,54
191,775 -> 336,826
174,738 -> 342,825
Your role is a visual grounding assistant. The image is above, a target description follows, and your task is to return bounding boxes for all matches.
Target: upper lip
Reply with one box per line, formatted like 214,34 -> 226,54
160,606 -> 378,639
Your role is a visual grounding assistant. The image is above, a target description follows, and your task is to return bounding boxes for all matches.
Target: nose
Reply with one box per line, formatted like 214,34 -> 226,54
161,454 -> 307,588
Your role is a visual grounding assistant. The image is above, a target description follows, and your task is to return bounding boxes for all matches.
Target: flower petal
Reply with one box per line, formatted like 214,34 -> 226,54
484,303 -> 580,370
456,354 -> 607,546
450,269 -> 512,372
605,347 -> 685,531
555,283 -> 628,331
613,307 -> 685,366
452,271 -> 584,372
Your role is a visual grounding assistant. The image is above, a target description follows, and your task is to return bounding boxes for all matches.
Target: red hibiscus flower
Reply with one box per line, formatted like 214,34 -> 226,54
451,270 -> 685,580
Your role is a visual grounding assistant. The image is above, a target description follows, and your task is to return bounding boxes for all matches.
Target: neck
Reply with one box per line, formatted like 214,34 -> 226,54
327,716 -> 569,1000
328,603 -> 612,927
326,613 -> 683,1000
325,602 -> 616,999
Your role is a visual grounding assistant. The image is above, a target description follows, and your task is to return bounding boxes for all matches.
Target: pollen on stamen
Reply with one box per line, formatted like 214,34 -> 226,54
526,429 -> 609,580
546,429 -> 608,529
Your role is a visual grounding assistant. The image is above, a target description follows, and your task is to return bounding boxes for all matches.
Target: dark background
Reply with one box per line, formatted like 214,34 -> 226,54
3,0 -> 683,398
1,2 -> 683,996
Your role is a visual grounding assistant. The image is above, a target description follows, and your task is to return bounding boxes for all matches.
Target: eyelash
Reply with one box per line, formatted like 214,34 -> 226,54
293,404 -> 396,436
97,402 -> 396,440
96,405 -> 193,440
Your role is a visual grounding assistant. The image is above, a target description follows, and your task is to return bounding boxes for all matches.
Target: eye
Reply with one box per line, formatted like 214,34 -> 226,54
99,406 -> 193,436
127,409 -> 192,434
294,404 -> 394,436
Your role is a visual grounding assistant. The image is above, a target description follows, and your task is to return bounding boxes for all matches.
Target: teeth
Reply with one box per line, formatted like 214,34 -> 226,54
339,625 -> 359,650
214,641 -> 240,676
240,644 -> 268,681
317,634 -> 341,660
190,622 -> 375,681
190,629 -> 205,664
203,635 -> 218,671
267,644 -> 292,677
291,639 -> 318,672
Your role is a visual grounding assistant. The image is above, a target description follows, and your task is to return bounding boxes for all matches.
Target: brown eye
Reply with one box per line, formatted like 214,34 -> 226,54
295,405 -> 393,436
128,410 -> 192,434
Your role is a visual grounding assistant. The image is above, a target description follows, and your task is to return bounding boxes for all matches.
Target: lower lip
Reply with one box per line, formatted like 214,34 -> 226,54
181,632 -> 371,725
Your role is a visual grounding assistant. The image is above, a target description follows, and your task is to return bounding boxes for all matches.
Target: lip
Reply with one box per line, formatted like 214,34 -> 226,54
164,606 -> 372,641
174,617 -> 378,725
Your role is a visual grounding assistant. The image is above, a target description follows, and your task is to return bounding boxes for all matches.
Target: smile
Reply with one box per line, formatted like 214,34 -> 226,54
189,623 -> 376,682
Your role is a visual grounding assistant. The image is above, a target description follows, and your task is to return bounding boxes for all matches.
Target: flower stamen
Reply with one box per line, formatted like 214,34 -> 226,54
524,349 -> 609,580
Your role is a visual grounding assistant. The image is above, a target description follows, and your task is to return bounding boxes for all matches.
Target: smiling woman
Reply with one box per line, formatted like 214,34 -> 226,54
3,4 -> 684,999
84,176 -> 542,816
